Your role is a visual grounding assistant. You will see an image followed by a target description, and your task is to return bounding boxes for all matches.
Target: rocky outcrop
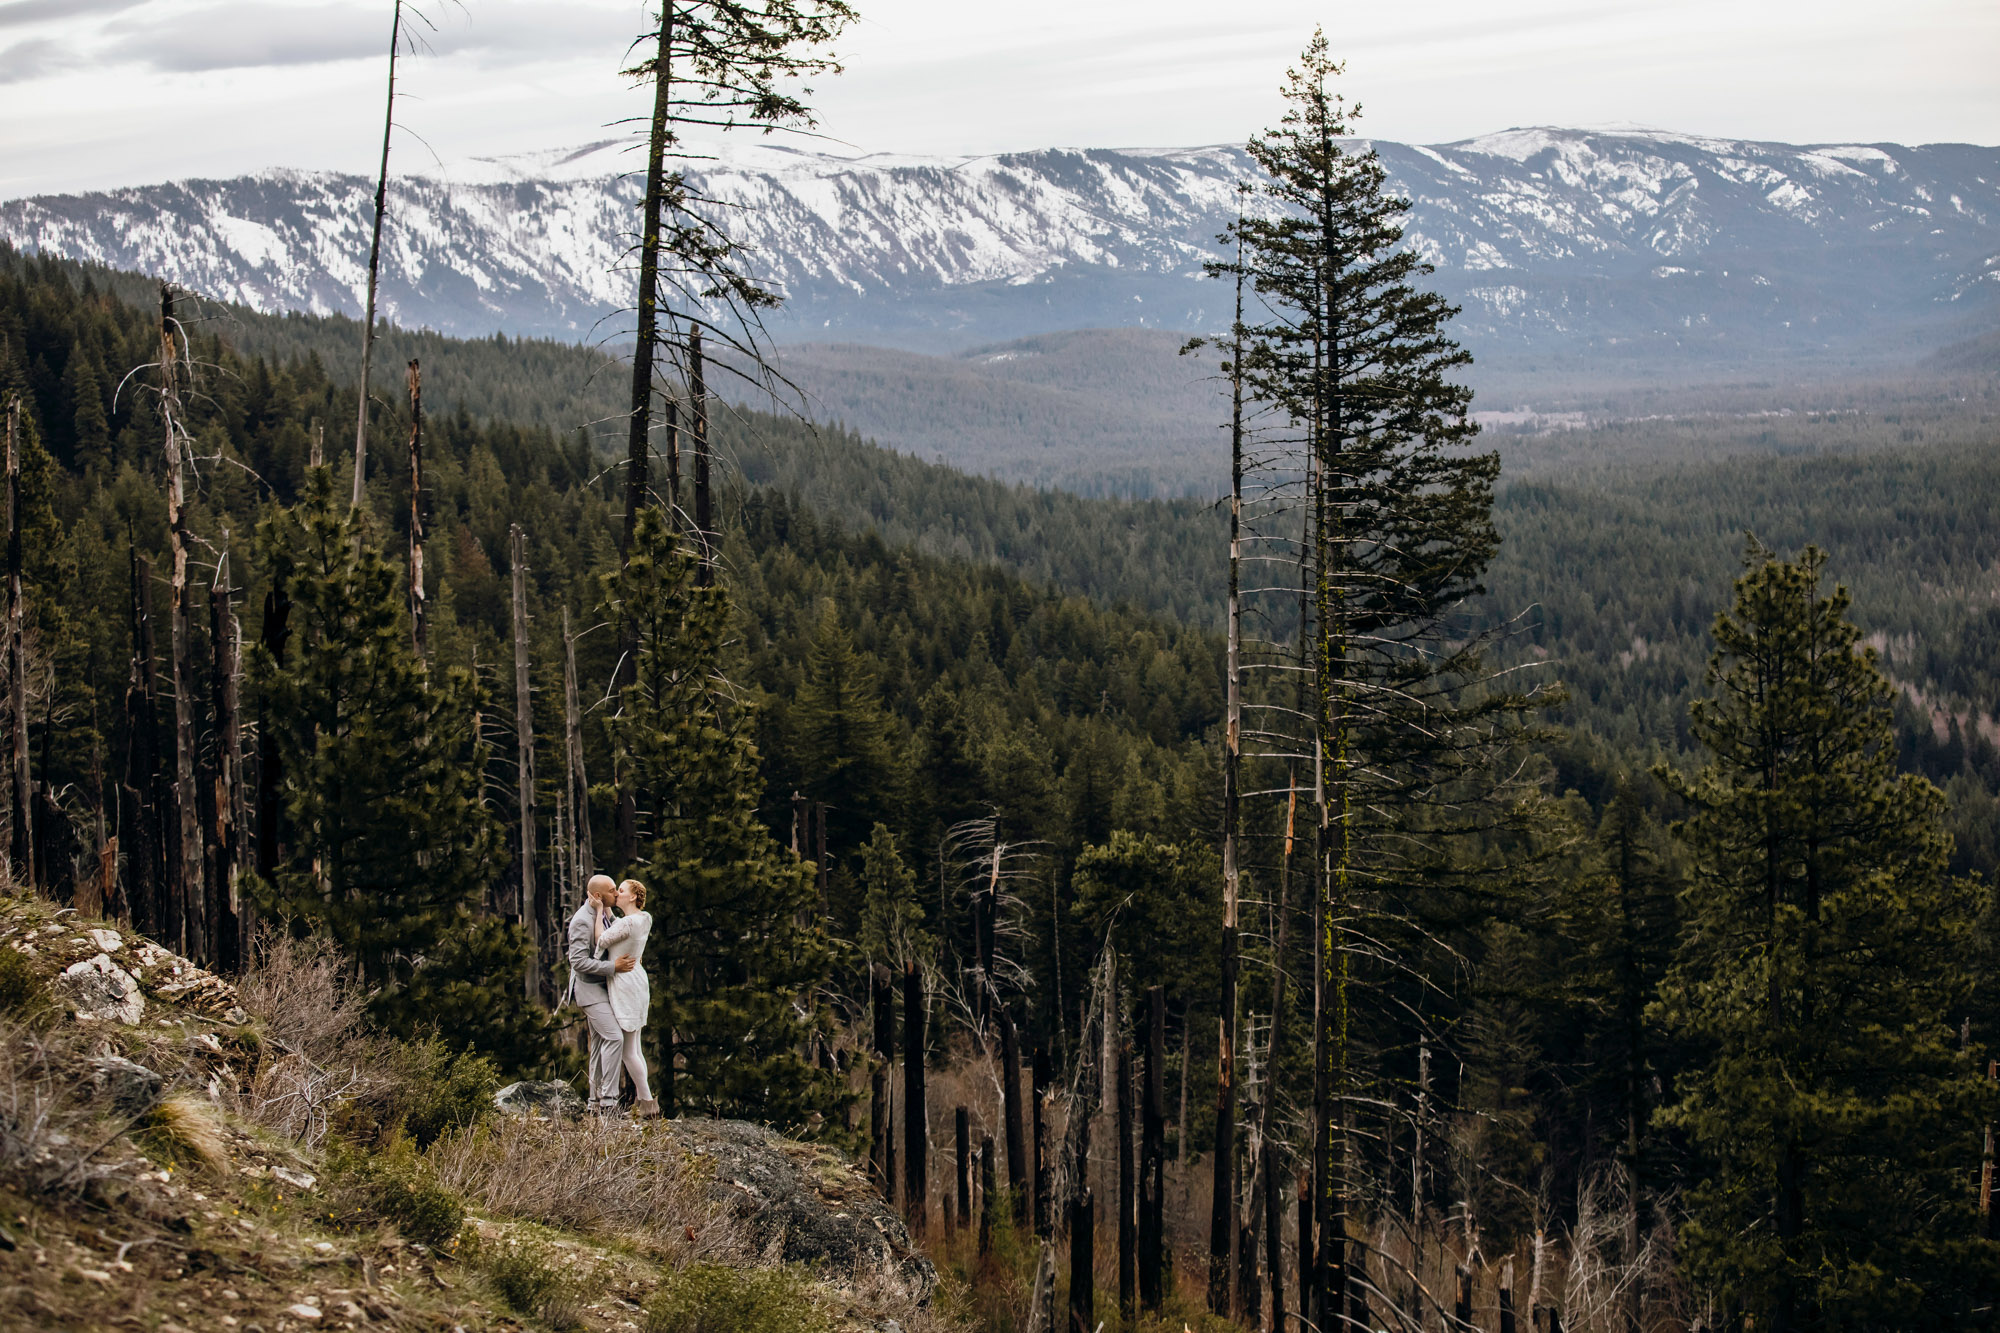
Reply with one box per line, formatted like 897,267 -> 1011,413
662,1117 -> 937,1302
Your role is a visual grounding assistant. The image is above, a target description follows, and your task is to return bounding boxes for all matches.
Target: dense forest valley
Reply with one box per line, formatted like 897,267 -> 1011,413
3,11 -> 2000,1323
6,223 -> 2000,1328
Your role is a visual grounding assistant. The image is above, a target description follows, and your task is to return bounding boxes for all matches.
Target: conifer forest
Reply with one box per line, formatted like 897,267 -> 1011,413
1,6 -> 1998,1333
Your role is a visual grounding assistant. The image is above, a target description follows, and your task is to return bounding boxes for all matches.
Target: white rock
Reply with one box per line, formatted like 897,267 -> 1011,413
284,1303 -> 322,1320
312,1241 -> 334,1253
271,1166 -> 317,1191
59,953 -> 143,1025
86,928 -> 123,952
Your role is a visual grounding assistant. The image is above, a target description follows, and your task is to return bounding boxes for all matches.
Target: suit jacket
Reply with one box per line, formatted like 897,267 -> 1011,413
564,902 -> 617,1007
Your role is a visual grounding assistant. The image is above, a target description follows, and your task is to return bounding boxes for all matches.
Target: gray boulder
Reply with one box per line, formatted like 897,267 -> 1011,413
493,1080 -> 584,1118
85,1054 -> 162,1116
662,1118 -> 937,1302
58,954 -> 143,1025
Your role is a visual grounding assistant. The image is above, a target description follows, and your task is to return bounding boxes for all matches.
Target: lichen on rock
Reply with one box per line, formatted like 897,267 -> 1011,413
660,1117 -> 938,1303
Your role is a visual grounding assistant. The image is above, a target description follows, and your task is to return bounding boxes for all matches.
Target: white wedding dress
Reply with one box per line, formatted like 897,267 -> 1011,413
598,910 -> 652,1033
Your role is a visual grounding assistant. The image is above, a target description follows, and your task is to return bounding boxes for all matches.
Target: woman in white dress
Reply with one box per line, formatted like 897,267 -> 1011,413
594,878 -> 657,1118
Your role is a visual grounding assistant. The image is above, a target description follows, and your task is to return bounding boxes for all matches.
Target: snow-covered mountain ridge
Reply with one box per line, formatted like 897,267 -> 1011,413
4,128 -> 1996,371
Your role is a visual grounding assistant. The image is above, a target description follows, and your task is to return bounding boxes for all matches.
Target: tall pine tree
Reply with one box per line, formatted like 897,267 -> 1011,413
1233,30 -> 1540,1324
1656,544 -> 2000,1327
250,469 -> 500,993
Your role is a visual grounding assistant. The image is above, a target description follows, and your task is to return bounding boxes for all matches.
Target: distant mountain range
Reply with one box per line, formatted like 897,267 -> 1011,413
4,129 -> 1997,384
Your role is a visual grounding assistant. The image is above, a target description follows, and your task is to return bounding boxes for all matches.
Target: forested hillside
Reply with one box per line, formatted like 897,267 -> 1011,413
8,220 -> 2000,1331
0,246 -> 1224,1011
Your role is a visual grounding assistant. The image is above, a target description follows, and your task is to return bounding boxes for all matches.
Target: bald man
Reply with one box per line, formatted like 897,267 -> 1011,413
565,873 -> 635,1115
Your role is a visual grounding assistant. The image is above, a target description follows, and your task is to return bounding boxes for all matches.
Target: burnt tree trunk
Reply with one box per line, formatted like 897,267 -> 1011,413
615,1 -> 675,870
509,524 -> 541,999
560,606 -> 591,890
663,397 -> 681,527
161,288 -> 205,962
1298,1171 -> 1314,1325
208,575 -> 245,972
622,0 -> 673,557
255,561 -> 290,892
406,359 -> 427,661
1210,242 -> 1247,1318
903,959 -> 929,1229
956,1106 -> 972,1229
690,325 -> 712,586
5,396 -> 30,889
1000,1004 -> 1029,1226
351,0 -> 404,507
1032,1044 -> 1052,1239
1069,1189 -> 1095,1333
870,963 -> 894,1195
1265,1137 -> 1285,1333
1140,985 -> 1165,1311
1118,1037 -> 1137,1322
979,1132 -> 996,1255
125,552 -> 165,937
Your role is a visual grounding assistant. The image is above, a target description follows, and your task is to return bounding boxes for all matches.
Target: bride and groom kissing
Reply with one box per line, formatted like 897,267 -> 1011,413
564,873 -> 658,1118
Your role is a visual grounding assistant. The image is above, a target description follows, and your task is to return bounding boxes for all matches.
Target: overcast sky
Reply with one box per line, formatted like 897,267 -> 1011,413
1,0 -> 1994,199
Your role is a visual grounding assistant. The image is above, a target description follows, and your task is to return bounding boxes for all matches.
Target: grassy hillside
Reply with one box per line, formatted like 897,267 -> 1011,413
0,892 -> 953,1333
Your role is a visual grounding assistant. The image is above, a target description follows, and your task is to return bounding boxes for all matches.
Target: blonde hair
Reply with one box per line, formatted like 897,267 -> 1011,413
618,879 -> 647,911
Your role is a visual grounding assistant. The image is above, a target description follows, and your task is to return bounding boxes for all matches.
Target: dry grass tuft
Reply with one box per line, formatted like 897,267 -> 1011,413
228,929 -> 394,1147
426,1116 -> 741,1260
134,1091 -> 229,1174
235,929 -> 374,1066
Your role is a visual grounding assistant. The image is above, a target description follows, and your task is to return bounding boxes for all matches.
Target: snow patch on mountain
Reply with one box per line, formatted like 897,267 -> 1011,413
3,128 -> 1997,365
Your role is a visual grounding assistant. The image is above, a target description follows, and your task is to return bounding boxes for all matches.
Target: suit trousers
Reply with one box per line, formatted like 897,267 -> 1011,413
577,990 -> 624,1111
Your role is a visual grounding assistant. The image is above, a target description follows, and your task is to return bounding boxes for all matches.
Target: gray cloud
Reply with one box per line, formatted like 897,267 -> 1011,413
102,4 -> 388,73
0,0 -> 144,30
94,1 -> 639,76
0,34 -> 76,82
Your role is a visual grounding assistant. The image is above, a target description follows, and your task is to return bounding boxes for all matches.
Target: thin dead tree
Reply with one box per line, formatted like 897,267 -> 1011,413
559,605 -> 592,891
406,359 -> 427,661
871,962 -> 894,1194
508,524 -> 540,998
5,394 -> 29,889
904,958 -> 928,1229
690,325 -> 713,585
125,550 -> 166,937
1209,224 -> 1249,1318
353,0 -> 427,507
255,547 -> 291,893
208,555 -> 246,970
161,287 -> 204,960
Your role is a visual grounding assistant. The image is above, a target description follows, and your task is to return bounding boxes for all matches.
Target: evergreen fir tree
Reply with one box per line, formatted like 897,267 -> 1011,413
604,507 -> 842,1125
250,469 -> 501,992
857,822 -> 933,971
1655,544 -> 2000,1326
792,599 -> 905,855
1232,31 -> 1541,1323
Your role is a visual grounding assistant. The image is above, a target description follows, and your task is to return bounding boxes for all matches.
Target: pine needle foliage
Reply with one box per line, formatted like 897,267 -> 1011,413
1655,543 -> 2000,1325
250,468 -> 500,987
857,822 -> 932,972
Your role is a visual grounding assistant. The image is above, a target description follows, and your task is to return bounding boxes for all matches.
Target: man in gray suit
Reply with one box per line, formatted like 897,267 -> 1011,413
566,873 -> 634,1114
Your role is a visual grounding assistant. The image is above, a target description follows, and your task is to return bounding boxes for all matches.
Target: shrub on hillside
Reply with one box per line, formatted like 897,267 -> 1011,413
324,1142 -> 465,1248
645,1263 -> 830,1333
0,945 -> 51,1026
482,1237 -> 584,1330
